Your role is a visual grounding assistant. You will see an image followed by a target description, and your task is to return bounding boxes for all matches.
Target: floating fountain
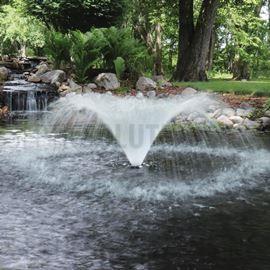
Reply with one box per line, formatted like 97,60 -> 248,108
47,92 -> 215,166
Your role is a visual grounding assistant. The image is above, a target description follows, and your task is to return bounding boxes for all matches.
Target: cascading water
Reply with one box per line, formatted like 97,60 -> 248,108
26,91 -> 37,111
47,92 -> 216,166
2,75 -> 57,112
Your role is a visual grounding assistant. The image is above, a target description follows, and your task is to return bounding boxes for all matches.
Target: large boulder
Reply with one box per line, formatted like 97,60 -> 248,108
28,74 -> 41,83
136,77 -> 157,91
229,116 -> 244,124
39,70 -> 66,85
35,63 -> 50,75
243,119 -> 260,129
95,73 -> 120,91
0,67 -> 10,81
259,117 -> 270,129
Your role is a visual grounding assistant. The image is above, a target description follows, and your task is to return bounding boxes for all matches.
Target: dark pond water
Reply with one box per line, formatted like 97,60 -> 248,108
0,119 -> 269,270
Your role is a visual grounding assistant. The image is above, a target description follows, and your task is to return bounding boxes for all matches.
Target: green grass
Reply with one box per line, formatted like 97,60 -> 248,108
174,79 -> 270,97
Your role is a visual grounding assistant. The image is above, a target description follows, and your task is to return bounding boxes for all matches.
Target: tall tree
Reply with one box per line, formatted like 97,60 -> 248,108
173,0 -> 220,81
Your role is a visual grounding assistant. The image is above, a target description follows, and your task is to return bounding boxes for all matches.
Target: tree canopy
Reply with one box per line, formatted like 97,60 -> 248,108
24,0 -> 127,32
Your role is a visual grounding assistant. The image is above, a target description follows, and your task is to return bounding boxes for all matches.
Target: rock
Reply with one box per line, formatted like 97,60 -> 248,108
28,74 -> 41,83
243,119 -> 260,129
233,124 -> 246,130
68,79 -> 83,94
58,84 -> 71,93
0,67 -> 10,81
236,108 -> 253,117
136,77 -> 157,91
95,73 -> 120,91
265,110 -> 270,117
193,117 -> 207,124
229,116 -> 244,124
146,90 -> 156,99
136,91 -> 144,99
217,115 -> 234,127
222,108 -> 236,117
83,83 -> 97,93
182,87 -> 197,95
35,63 -> 50,75
40,70 -> 66,85
259,117 -> 270,129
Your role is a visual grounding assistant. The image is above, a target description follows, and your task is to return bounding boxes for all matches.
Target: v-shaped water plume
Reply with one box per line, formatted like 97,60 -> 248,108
47,92 -> 215,166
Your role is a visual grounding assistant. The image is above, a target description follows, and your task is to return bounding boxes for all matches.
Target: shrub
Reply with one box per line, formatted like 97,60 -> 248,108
44,30 -> 72,69
113,57 -> 125,79
70,29 -> 107,83
101,27 -> 152,79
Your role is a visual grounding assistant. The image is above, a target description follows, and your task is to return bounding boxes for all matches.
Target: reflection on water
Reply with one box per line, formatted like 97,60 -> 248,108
0,119 -> 269,270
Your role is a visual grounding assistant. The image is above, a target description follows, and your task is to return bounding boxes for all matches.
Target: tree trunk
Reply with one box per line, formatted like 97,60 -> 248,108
20,44 -> 27,58
173,0 -> 219,81
154,23 -> 164,75
207,29 -> 216,70
232,59 -> 250,80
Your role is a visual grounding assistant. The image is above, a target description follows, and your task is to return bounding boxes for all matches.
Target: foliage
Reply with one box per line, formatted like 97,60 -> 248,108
0,0 -> 45,56
213,0 -> 269,79
24,0 -> 126,32
70,29 -> 107,83
113,57 -> 126,79
101,27 -> 151,78
44,30 -> 72,69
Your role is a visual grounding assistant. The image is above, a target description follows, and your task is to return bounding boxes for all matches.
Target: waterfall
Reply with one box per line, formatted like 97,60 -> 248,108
26,91 -> 37,111
2,78 -> 56,112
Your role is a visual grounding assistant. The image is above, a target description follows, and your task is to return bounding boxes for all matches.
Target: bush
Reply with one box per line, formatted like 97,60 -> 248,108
44,30 -> 72,69
101,27 -> 152,79
70,29 -> 107,83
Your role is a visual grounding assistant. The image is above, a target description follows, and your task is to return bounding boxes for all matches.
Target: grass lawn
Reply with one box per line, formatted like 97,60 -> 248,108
174,79 -> 270,97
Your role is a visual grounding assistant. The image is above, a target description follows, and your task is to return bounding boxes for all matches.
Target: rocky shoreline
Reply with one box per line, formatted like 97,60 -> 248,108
0,60 -> 270,131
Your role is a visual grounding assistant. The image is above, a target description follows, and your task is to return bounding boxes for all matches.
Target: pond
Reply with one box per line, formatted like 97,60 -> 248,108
0,118 -> 269,270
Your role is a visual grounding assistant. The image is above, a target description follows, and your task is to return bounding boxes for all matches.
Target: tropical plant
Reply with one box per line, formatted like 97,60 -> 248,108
113,57 -> 126,79
44,30 -> 72,69
70,29 -> 107,83
101,27 -> 151,79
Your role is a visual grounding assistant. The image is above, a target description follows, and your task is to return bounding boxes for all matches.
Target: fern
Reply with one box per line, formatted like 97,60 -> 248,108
113,57 -> 125,79
44,30 -> 72,69
70,29 -> 107,83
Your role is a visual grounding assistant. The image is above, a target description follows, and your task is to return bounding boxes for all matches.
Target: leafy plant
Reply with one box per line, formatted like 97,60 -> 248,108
44,30 -> 72,69
101,27 -> 152,79
70,29 -> 107,83
113,57 -> 125,79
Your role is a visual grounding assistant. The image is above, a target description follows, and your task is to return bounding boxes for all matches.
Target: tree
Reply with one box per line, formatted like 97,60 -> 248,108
24,0 -> 126,32
0,0 -> 45,56
173,0 -> 220,81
